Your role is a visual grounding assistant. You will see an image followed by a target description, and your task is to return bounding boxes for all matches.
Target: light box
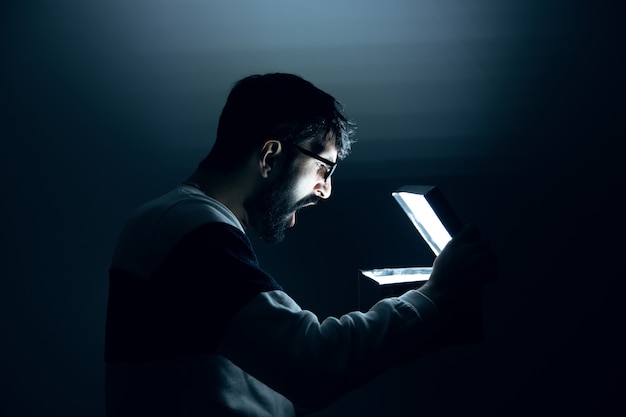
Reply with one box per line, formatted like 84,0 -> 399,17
357,185 -> 485,346
360,185 -> 464,286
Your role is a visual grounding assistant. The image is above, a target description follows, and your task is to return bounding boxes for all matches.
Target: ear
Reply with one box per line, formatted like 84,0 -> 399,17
259,140 -> 283,179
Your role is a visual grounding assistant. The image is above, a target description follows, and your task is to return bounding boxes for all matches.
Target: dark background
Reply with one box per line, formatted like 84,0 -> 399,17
2,1 -> 624,416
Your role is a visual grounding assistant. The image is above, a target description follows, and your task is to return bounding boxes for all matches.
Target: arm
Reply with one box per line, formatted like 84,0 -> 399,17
218,224 -> 496,409
218,288 -> 440,409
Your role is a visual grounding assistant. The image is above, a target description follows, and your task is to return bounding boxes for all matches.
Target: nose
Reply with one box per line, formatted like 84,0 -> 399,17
314,177 -> 332,199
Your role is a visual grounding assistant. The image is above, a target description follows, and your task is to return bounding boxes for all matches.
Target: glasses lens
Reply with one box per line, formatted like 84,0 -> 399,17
324,164 -> 336,182
288,143 -> 336,182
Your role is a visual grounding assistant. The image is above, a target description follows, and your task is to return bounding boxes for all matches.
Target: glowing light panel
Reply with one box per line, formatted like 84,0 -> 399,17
392,190 -> 452,256
360,185 -> 460,286
360,267 -> 432,285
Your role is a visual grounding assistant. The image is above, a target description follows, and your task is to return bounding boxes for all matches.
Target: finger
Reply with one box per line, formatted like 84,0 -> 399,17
449,224 -> 482,246
468,252 -> 499,280
448,240 -> 492,263
471,252 -> 498,270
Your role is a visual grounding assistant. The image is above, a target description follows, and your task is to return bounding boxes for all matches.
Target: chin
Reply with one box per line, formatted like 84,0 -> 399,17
259,232 -> 286,245
255,220 -> 289,244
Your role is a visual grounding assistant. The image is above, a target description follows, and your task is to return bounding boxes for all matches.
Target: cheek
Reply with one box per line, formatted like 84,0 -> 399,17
292,172 -> 319,198
288,164 -> 312,191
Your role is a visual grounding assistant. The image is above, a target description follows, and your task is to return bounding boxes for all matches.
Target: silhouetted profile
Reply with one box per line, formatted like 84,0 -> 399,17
104,73 -> 497,417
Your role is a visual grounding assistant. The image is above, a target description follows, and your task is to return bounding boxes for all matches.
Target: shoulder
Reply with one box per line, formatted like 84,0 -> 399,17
111,186 -> 246,278
138,185 -> 243,233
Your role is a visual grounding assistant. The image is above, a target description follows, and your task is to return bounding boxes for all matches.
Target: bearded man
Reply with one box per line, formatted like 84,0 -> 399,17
104,73 -> 496,417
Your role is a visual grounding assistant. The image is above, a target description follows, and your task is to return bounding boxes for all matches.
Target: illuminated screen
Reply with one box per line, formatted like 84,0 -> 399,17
392,191 -> 453,256
360,186 -> 457,286
360,267 -> 432,285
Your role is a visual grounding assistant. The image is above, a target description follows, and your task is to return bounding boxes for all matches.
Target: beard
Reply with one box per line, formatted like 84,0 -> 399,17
246,167 -> 318,243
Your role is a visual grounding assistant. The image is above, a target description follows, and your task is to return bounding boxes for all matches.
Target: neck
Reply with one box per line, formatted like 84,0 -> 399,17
184,167 -> 252,229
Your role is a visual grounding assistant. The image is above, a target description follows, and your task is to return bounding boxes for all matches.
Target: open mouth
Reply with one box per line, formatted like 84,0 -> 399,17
288,202 -> 317,227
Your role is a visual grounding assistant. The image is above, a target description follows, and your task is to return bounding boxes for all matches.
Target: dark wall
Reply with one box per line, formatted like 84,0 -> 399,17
2,2 -> 624,416
253,165 -> 625,417
3,144 -> 623,417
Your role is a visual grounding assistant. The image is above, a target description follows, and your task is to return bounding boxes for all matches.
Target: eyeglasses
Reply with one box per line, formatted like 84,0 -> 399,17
289,144 -> 337,182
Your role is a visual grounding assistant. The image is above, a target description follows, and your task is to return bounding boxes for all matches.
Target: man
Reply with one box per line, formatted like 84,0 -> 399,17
104,73 -> 497,416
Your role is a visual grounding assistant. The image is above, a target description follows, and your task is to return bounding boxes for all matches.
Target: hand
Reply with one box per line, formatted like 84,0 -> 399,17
419,224 -> 497,307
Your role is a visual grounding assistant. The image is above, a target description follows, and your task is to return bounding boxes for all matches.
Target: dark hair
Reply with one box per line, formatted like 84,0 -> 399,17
200,73 -> 356,169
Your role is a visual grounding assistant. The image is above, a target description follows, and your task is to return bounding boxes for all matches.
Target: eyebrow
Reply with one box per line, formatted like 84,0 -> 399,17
292,145 -> 337,167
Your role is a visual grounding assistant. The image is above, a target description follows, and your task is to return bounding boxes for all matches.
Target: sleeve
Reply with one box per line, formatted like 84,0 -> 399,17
217,287 -> 441,410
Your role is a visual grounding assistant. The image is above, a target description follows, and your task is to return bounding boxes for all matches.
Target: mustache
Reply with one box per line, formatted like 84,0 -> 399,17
292,195 -> 320,211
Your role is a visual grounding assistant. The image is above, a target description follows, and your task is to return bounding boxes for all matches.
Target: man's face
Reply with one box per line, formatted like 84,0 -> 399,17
248,140 -> 337,243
